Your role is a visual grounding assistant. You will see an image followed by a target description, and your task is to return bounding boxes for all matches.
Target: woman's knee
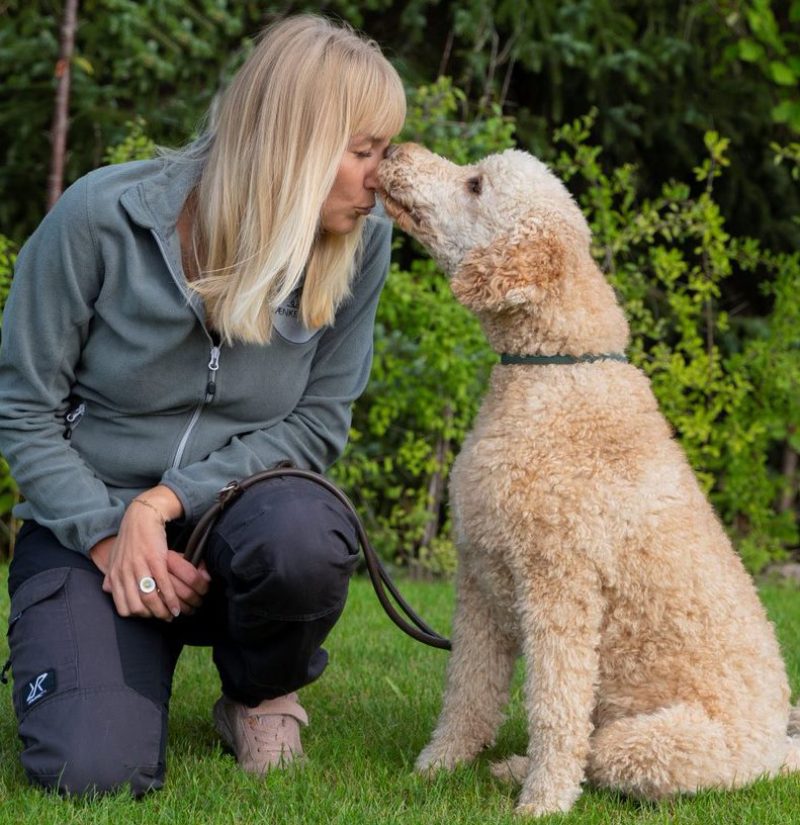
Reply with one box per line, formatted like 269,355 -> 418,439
20,689 -> 165,797
208,476 -> 360,620
7,563 -> 172,798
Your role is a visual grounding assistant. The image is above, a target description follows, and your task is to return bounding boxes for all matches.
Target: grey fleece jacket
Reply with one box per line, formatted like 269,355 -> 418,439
0,157 -> 392,555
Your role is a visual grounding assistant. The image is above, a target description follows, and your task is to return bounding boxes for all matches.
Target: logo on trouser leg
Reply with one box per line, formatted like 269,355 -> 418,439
26,670 -> 56,706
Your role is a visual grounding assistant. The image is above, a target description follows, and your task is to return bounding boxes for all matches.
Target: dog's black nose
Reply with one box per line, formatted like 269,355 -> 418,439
383,144 -> 400,159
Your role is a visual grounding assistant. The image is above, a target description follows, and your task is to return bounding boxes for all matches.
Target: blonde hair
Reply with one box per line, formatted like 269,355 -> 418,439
187,15 -> 406,345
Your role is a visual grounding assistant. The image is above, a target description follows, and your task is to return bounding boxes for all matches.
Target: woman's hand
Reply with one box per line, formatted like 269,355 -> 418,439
90,486 -> 209,621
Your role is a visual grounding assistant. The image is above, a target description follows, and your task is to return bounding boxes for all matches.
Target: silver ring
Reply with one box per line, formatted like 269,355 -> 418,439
138,576 -> 157,595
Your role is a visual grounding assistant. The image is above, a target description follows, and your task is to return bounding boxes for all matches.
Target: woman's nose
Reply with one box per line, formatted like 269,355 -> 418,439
365,161 -> 380,190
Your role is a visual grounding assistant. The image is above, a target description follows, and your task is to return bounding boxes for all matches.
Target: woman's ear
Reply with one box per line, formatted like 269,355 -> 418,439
450,215 -> 568,312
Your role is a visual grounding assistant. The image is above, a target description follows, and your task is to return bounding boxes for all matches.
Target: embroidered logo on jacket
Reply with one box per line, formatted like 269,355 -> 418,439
273,289 -> 320,344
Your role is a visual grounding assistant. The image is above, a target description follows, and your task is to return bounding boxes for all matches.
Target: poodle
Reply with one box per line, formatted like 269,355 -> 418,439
377,143 -> 800,817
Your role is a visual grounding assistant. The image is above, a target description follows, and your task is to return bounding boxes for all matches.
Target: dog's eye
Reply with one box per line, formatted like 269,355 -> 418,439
466,176 -> 483,196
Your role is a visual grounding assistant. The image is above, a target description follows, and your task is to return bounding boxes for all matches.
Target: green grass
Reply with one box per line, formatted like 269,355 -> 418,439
0,566 -> 798,824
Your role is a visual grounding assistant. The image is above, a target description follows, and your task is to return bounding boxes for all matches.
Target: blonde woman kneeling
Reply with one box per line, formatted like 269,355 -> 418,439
0,14 -> 405,795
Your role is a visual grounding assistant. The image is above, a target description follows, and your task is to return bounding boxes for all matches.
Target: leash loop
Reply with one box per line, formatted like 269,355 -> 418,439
183,467 -> 451,651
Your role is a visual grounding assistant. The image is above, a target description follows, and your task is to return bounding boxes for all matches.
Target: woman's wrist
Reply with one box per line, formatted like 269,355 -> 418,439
130,485 -> 184,523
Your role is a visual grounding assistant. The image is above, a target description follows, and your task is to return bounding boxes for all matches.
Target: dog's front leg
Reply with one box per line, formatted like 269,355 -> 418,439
513,558 -> 603,817
416,561 -> 517,773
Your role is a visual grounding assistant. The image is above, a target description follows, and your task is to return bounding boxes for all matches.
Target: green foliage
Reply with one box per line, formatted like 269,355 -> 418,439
103,118 -> 158,165
3,1 -> 798,260
0,0 -> 256,239
553,111 -> 799,571
359,1 -> 800,254
336,101 -> 797,575
330,79 -> 513,574
725,0 -> 800,130
0,0 -> 796,573
0,236 -> 20,556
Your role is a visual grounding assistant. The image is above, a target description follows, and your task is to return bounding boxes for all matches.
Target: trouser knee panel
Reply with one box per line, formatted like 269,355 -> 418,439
7,560 -> 172,797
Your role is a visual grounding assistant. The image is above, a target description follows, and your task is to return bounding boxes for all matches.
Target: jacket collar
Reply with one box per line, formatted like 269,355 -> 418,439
119,156 -> 204,234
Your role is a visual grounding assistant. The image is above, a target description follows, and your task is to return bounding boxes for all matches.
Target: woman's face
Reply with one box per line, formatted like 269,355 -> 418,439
320,134 -> 392,235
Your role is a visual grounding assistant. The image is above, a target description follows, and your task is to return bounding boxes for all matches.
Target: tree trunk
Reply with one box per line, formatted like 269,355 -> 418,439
779,433 -> 798,515
47,0 -> 79,211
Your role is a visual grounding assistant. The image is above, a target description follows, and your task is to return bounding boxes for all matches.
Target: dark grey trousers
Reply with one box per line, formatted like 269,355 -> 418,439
6,475 -> 359,796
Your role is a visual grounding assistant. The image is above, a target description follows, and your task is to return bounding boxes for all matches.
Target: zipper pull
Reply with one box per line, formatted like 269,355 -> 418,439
206,345 -> 221,398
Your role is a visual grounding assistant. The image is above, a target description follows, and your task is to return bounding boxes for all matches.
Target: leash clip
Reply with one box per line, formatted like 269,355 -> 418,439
217,480 -> 242,508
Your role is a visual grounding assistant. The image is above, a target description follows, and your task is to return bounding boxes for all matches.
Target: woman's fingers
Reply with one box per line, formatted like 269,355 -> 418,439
105,497 -> 182,621
162,552 -> 212,614
128,567 -> 173,621
166,551 -> 211,595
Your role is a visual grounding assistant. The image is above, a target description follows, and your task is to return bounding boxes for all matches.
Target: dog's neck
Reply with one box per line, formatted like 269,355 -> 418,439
476,269 -> 630,358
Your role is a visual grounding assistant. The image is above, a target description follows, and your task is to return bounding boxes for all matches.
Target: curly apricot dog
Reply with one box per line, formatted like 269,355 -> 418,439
378,144 -> 800,817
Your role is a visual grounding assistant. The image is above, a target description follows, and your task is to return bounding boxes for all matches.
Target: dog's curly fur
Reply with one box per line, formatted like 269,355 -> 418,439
378,144 -> 800,817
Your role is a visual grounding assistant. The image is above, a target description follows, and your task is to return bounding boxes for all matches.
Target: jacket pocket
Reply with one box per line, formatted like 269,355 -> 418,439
7,568 -> 78,721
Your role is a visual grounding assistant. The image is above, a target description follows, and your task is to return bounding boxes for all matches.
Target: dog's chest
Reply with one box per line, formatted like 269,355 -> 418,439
448,425 -> 530,637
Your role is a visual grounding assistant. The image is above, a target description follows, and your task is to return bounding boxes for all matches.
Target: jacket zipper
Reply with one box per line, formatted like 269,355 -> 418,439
170,340 -> 221,469
149,228 -> 223,470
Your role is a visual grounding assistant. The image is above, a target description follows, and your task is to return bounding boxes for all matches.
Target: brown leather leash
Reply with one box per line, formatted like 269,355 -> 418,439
183,466 -> 451,650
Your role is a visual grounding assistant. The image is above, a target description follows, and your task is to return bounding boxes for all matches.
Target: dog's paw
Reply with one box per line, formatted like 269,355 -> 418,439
415,742 -> 469,775
490,755 -> 530,785
515,800 -> 573,818
515,782 -> 580,818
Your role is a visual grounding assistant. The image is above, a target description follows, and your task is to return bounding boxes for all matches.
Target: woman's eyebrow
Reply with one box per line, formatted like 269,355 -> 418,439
351,134 -> 389,144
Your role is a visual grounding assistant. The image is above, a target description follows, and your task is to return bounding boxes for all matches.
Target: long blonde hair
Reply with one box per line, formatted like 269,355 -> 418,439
187,15 -> 405,345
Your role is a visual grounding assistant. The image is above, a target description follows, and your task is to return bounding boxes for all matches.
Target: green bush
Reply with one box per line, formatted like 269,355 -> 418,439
330,79 -> 512,576
549,111 -> 799,571
0,235 -> 19,557
1,84 -> 795,573
335,98 -> 798,576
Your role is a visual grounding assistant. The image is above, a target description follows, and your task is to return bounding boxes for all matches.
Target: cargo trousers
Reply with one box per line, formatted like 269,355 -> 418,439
5,474 -> 360,796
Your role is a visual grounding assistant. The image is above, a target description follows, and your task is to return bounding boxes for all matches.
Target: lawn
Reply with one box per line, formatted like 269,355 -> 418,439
0,565 -> 798,825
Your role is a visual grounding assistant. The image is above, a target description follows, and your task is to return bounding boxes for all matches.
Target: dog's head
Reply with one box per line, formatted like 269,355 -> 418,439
378,143 -> 592,313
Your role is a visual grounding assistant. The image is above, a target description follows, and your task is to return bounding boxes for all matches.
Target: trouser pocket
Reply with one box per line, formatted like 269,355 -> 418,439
7,565 -> 172,796
7,567 -> 77,722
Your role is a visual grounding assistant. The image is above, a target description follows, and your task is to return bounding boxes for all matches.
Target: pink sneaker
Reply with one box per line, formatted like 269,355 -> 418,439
213,692 -> 308,774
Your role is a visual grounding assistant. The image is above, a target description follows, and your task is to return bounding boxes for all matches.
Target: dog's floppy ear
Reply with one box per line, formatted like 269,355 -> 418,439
450,216 -> 568,312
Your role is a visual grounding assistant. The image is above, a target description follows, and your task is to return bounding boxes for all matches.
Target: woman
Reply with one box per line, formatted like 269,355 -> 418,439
0,15 -> 405,795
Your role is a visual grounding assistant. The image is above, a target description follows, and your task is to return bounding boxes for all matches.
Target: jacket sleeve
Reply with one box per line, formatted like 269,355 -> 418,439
0,176 -> 127,555
159,216 -> 393,523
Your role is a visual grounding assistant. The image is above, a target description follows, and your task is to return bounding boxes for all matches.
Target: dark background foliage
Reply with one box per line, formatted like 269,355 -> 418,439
0,1 -> 797,568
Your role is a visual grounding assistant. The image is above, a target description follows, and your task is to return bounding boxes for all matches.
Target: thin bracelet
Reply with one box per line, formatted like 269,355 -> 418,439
130,497 -> 168,527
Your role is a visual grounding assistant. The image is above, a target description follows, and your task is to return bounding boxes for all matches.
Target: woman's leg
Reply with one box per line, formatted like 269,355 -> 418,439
7,522 -> 181,797
196,474 -> 359,772
202,474 -> 360,704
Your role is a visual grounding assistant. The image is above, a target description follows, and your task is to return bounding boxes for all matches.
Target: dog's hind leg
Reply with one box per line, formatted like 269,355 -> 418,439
587,704 -> 738,799
416,563 -> 516,773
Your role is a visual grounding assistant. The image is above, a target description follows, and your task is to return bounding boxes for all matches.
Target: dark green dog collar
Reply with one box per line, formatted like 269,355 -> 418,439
500,352 -> 628,366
